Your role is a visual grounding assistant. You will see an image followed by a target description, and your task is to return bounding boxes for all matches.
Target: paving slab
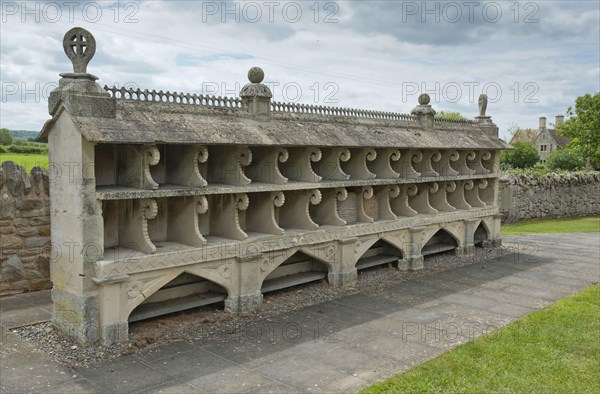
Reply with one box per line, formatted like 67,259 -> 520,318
1,233 -> 598,393
0,290 -> 52,330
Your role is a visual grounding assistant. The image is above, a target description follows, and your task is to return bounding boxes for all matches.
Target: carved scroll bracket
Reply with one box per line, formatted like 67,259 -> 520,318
311,187 -> 348,226
370,148 -> 400,179
207,146 -> 252,186
246,191 -> 286,235
342,148 -> 377,180
246,147 -> 289,184
314,147 -> 351,180
279,189 -> 322,230
280,147 -> 322,182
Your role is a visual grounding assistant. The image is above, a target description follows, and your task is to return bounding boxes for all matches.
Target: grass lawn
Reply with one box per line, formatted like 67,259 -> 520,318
501,216 -> 600,235
361,284 -> 600,394
0,153 -> 48,172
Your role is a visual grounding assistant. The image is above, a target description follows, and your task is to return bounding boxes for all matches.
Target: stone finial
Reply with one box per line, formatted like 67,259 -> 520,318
63,27 -> 96,74
240,66 -> 272,117
48,27 -> 112,117
478,94 -> 487,117
411,94 -> 436,129
475,94 -> 498,138
248,67 -> 265,84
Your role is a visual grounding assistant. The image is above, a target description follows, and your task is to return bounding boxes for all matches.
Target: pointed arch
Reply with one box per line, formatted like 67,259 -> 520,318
480,217 -> 494,238
260,250 -> 329,293
474,222 -> 490,246
422,228 -> 459,256
126,270 -> 229,322
355,238 -> 404,270
257,247 -> 300,285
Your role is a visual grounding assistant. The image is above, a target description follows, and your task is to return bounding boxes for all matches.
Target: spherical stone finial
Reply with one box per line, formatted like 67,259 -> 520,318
248,67 -> 265,84
63,27 -> 96,74
418,93 -> 430,106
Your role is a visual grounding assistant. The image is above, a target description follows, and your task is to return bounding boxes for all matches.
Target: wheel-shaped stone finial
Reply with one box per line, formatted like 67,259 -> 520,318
248,67 -> 265,84
62,27 -> 96,73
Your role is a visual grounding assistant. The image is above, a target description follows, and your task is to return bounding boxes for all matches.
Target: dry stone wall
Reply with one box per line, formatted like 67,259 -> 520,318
498,172 -> 600,224
0,161 -> 51,295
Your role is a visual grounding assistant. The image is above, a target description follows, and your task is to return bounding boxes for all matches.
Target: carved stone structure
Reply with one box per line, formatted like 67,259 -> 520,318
38,28 -> 509,344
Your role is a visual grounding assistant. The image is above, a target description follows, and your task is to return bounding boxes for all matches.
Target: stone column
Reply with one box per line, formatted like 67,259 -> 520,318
226,254 -> 263,312
457,219 -> 478,255
46,27 -> 115,343
406,226 -> 426,270
328,238 -> 358,286
483,214 -> 503,248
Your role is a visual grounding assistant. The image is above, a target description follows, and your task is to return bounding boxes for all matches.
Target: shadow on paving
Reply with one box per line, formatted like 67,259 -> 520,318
70,236 -> 599,394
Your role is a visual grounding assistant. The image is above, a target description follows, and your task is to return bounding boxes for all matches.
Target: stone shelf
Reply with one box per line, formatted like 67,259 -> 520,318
96,174 -> 499,200
95,206 -> 498,275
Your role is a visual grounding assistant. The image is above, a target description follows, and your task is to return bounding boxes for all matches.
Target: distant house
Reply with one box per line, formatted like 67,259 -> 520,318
509,116 -> 570,164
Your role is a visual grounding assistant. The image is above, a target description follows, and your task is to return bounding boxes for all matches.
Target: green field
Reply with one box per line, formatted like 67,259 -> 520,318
361,284 -> 600,394
501,216 -> 600,235
0,153 -> 49,172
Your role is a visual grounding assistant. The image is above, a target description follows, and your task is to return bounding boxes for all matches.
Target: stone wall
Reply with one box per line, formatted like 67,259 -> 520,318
498,172 -> 600,224
0,161 -> 51,295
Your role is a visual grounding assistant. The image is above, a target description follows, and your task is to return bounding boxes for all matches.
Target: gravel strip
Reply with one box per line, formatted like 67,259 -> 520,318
14,247 -> 509,368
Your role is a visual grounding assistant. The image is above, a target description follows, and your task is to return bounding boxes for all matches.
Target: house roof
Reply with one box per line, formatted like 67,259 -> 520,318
509,129 -> 537,145
548,129 -> 570,148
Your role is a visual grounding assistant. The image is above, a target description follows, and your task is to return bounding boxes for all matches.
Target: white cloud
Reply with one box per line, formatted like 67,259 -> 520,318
0,0 -> 598,141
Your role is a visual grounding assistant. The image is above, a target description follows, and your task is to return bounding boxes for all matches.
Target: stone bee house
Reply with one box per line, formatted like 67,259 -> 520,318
39,28 -> 508,344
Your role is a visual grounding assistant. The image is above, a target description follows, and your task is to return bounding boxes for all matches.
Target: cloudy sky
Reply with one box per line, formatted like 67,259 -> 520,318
1,0 -> 598,140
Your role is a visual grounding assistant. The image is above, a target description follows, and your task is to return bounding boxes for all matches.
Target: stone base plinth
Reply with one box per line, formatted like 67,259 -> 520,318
225,291 -> 263,312
328,270 -> 358,286
406,256 -> 424,270
483,238 -> 502,248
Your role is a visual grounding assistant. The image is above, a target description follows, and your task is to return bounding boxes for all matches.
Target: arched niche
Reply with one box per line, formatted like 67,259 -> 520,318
261,251 -> 329,294
355,239 -> 404,271
422,229 -> 459,256
128,272 -> 228,323
474,222 -> 490,246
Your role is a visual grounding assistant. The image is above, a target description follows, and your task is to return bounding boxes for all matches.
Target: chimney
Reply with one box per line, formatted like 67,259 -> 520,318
539,116 -> 547,131
556,115 -> 564,127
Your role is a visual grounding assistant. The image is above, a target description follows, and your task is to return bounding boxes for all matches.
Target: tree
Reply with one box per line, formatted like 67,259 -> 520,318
545,149 -> 584,171
557,92 -> 600,165
0,128 -> 13,145
500,141 -> 539,169
435,111 -> 467,120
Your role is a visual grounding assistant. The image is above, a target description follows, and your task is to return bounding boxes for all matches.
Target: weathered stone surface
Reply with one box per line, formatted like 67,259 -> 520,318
0,161 -> 32,196
29,216 -> 51,226
0,162 -> 51,296
3,255 -> 24,270
15,199 -> 43,210
16,228 -> 38,237
1,234 -> 22,249
0,201 -> 15,219
0,226 -> 14,234
24,237 -> 51,248
499,173 -> 600,223
20,208 -> 50,218
38,225 -> 51,236
13,218 -> 30,227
